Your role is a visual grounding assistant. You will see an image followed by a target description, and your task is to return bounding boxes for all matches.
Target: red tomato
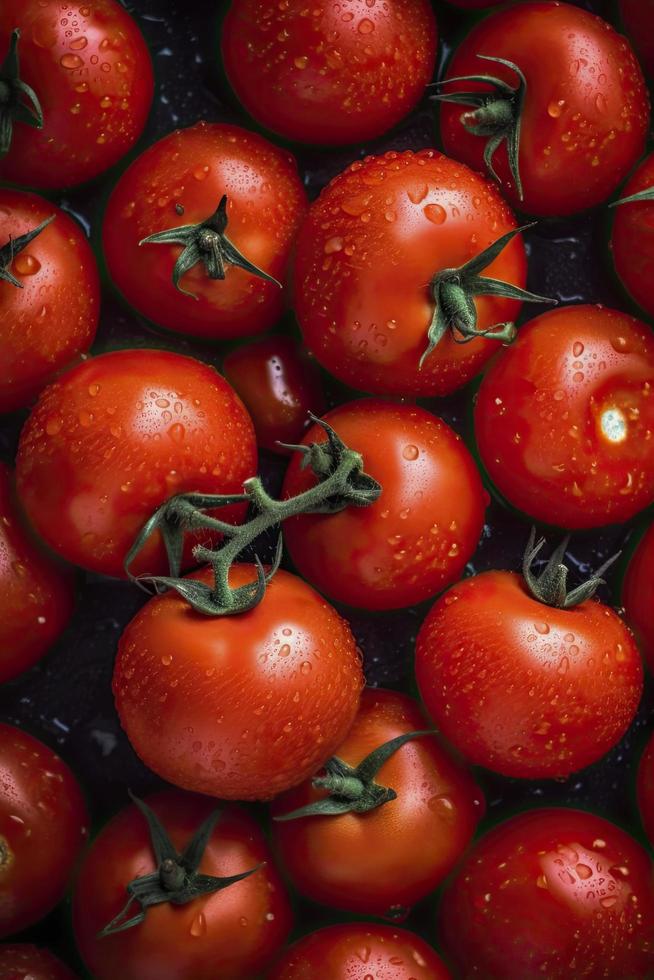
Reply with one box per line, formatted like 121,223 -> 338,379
282,400 -> 487,611
221,0 -> 437,146
620,0 -> 654,78
268,923 -> 451,980
293,149 -> 530,397
475,305 -> 654,529
222,336 -> 325,454
103,123 -> 307,340
622,523 -> 654,673
637,733 -> 654,846
0,723 -> 88,938
439,2 -> 649,216
0,945 -> 78,980
445,0 -> 503,7
73,791 -> 292,980
15,349 -> 256,578
611,151 -> 654,321
0,189 -> 99,413
271,688 -> 484,918
113,565 -> 363,800
439,808 -> 654,979
0,0 -> 153,190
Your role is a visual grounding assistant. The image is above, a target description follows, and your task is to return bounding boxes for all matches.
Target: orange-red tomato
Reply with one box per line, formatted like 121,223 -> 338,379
637,733 -> 654,846
0,945 -> 78,980
611,151 -> 654,321
620,0 -> 654,78
623,523 -> 654,673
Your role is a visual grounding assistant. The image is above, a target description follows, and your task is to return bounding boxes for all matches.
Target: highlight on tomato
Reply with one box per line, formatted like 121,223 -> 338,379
620,0 -> 654,79
610,151 -> 654,321
0,945 -> 79,980
622,522 -> 654,673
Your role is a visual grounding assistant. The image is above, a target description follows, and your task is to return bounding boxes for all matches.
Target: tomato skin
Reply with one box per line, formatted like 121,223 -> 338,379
611,152 -> 654,321
0,0 -> 153,190
113,565 -> 363,800
73,791 -> 292,980
221,0 -> 437,147
293,149 -> 527,397
440,2 -> 649,217
222,337 -> 325,454
623,524 -> 654,674
271,688 -> 484,918
620,0 -> 654,78
0,724 -> 88,939
283,400 -> 487,611
439,808 -> 654,979
103,123 -> 308,340
15,349 -> 256,578
0,945 -> 78,980
637,733 -> 654,846
475,305 -> 654,529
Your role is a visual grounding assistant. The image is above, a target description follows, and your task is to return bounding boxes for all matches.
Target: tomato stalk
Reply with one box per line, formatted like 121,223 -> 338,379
0,30 -> 43,157
610,186 -> 654,207
0,213 -> 54,287
523,528 -> 619,609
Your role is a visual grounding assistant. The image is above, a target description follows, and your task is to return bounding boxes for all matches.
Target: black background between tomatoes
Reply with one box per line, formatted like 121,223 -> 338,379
1,0 -> 653,973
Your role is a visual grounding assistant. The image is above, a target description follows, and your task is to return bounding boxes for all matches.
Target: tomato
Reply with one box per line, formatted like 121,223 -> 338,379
73,790 -> 292,980
15,349 -> 256,578
271,688 -> 483,918
637,733 -> 654,846
620,0 -> 654,78
113,565 -> 363,800
0,0 -> 153,190
0,946 -> 78,980
221,0 -> 437,147
282,400 -> 487,611
103,123 -> 307,341
0,189 -> 99,414
444,0 -> 503,7
622,523 -> 654,673
0,723 -> 88,938
222,336 -> 325,454
611,151 -> 654,321
438,2 -> 649,217
268,923 -> 451,980
293,149 -> 536,397
475,305 -> 654,529
439,808 -> 654,978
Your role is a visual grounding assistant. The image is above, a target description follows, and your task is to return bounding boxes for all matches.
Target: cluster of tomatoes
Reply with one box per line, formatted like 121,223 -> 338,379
2,0 -> 654,977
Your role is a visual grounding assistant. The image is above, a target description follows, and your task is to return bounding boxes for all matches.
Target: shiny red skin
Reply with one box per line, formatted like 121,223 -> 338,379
0,724 -> 88,939
293,149 -> 528,397
73,791 -> 292,980
416,571 -> 643,779
0,945 -> 78,980
0,463 -> 75,684
0,191 -> 99,413
103,123 -> 308,340
439,808 -> 654,979
0,0 -> 153,190
221,0 -> 437,147
15,349 -> 256,578
620,0 -> 654,78
611,151 -> 654,321
222,336 -> 325,454
113,565 -> 364,800
271,688 -> 484,918
267,923 -> 452,980
637,733 -> 654,845
440,2 -> 649,217
283,400 -> 488,611
623,523 -> 654,673
475,305 -> 654,529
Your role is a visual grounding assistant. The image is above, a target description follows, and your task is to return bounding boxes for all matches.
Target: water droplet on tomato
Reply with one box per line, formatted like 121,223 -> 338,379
13,254 -> 40,276
60,53 -> 84,69
424,203 -> 446,225
402,444 -> 419,460
190,913 -> 207,936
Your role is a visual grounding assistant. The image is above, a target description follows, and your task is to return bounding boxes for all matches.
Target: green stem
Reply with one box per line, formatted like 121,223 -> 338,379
610,185 -> 654,208
522,528 -> 619,609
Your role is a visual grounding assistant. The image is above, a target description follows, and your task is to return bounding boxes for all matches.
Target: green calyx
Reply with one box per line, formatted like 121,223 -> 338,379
139,194 -> 281,299
522,528 -> 619,610
610,185 -> 654,208
0,29 -> 44,158
431,55 -> 527,201
422,223 -> 555,367
0,214 -> 54,287
98,793 -> 260,938
126,415 -> 381,616
274,730 -> 433,821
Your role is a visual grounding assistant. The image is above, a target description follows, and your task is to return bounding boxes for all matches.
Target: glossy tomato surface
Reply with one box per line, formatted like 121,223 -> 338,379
475,305 -> 654,529
0,724 -> 88,939
0,0 -> 153,190
271,688 -> 484,918
0,945 -> 78,980
294,149 -> 528,396
73,790 -> 291,980
439,2 -> 649,216
611,151 -> 654,320
637,733 -> 654,845
221,0 -> 437,146
620,0 -> 654,78
623,523 -> 654,673
15,349 -> 256,577
104,122 -> 307,340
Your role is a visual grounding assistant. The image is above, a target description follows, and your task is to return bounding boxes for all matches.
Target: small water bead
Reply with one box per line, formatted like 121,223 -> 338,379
547,99 -> 566,118
13,254 -> 41,276
402,444 -> 419,460
424,203 -> 446,225
60,53 -> 84,69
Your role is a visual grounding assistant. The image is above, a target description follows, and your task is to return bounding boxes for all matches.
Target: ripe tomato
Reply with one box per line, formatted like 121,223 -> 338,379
0,189 -> 99,414
222,336 -> 325,454
622,523 -> 654,673
103,123 -> 307,341
73,790 -> 292,980
438,2 -> 649,217
611,151 -> 654,321
0,723 -> 88,939
475,305 -> 654,529
439,808 -> 654,979
282,400 -> 487,611
113,565 -> 363,800
637,733 -> 654,846
620,0 -> 654,78
268,923 -> 451,980
0,945 -> 78,980
271,688 -> 484,918
221,0 -> 437,147
293,149 -> 533,397
0,0 -> 153,190
15,349 -> 256,578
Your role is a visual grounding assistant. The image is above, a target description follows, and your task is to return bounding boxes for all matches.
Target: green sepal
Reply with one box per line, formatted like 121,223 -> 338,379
609,186 -> 654,208
0,29 -> 44,158
522,527 -> 620,609
0,213 -> 54,287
